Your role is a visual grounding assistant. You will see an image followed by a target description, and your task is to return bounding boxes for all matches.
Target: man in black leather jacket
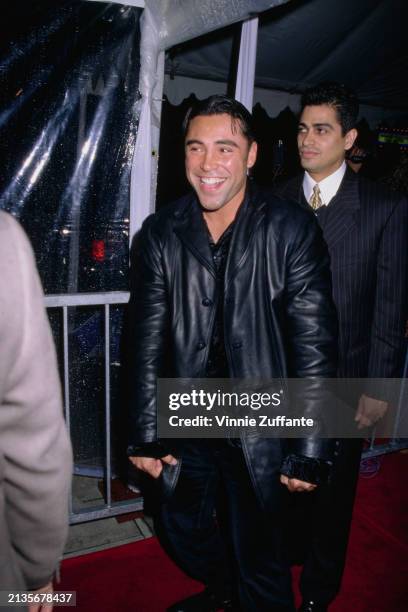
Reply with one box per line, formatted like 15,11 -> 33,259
127,95 -> 338,612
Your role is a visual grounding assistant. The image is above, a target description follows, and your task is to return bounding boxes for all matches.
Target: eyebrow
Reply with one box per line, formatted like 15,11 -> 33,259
216,139 -> 239,147
185,138 -> 239,148
298,122 -> 334,130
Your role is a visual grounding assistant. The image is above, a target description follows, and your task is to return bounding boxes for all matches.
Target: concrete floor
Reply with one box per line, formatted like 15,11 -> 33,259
65,475 -> 154,558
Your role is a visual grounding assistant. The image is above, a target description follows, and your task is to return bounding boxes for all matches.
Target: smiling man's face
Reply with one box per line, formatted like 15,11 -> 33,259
185,113 -> 257,214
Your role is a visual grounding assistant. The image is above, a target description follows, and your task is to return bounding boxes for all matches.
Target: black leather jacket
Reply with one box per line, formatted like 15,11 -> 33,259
127,185 -> 338,510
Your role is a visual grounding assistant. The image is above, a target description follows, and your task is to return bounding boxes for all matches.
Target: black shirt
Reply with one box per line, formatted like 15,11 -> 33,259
204,222 -> 235,378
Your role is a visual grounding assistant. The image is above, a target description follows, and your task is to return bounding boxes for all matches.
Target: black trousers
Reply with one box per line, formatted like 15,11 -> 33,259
287,439 -> 363,604
158,440 -> 295,612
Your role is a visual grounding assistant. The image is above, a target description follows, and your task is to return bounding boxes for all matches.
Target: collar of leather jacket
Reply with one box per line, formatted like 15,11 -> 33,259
172,181 -> 269,279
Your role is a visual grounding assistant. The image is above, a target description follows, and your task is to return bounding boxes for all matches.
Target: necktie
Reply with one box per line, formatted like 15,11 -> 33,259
309,184 -> 322,210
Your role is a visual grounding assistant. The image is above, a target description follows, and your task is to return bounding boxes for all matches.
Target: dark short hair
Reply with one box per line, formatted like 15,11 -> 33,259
182,95 -> 256,144
301,82 -> 359,135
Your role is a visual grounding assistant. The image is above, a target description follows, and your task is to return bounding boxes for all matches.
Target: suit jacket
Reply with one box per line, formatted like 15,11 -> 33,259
127,184 -> 338,509
0,211 -> 72,592
274,168 -> 408,385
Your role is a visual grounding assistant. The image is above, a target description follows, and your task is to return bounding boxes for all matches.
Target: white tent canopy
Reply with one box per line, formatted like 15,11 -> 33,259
87,0 -> 407,237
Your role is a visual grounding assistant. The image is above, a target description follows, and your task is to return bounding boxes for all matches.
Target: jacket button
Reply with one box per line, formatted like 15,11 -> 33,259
202,298 -> 213,307
232,341 -> 242,349
197,342 -> 206,350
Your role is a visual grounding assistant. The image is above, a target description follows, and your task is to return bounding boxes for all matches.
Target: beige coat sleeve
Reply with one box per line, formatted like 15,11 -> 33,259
0,211 -> 73,591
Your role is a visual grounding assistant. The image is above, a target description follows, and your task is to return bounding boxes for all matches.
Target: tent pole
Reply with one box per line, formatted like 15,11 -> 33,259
150,51 -> 165,212
234,17 -> 259,111
129,4 -> 160,241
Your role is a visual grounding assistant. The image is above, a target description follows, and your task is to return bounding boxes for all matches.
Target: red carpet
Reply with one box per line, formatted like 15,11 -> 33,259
60,452 -> 408,611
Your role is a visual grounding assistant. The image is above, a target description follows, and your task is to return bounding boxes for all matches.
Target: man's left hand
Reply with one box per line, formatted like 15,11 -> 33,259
355,394 -> 388,429
280,475 -> 317,492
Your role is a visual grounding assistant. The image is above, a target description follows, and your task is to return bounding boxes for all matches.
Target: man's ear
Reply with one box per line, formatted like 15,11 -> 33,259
345,128 -> 358,152
247,141 -> 258,169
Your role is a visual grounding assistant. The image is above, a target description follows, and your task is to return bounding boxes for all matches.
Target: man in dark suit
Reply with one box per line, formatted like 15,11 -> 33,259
275,82 -> 408,611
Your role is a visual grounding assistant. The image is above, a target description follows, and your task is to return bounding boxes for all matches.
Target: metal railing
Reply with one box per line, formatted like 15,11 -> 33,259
45,292 -> 143,524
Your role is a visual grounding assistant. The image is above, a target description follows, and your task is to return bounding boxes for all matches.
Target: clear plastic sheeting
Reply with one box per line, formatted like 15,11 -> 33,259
0,1 -> 142,294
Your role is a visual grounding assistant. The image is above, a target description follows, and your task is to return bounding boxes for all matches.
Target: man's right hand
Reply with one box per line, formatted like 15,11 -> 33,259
280,474 -> 317,492
28,580 -> 53,612
129,455 -> 177,479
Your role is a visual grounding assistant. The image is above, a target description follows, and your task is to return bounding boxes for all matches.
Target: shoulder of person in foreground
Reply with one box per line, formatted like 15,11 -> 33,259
0,210 -> 73,591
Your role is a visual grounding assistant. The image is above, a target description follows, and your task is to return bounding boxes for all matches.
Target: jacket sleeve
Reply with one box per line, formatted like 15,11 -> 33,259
0,213 -> 72,590
127,216 -> 170,451
281,210 -> 338,478
366,196 -> 408,397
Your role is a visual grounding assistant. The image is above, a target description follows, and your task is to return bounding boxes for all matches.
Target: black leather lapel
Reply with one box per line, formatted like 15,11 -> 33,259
173,186 -> 268,281
276,174 -> 313,213
321,168 -> 360,248
224,186 -> 267,287
173,195 -> 216,277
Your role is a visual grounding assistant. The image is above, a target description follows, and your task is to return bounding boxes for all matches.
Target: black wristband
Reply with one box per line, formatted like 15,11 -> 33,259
127,440 -> 170,459
280,453 -> 332,485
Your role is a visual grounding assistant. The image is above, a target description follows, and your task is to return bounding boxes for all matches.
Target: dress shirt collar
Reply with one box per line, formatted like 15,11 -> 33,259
303,161 -> 347,206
